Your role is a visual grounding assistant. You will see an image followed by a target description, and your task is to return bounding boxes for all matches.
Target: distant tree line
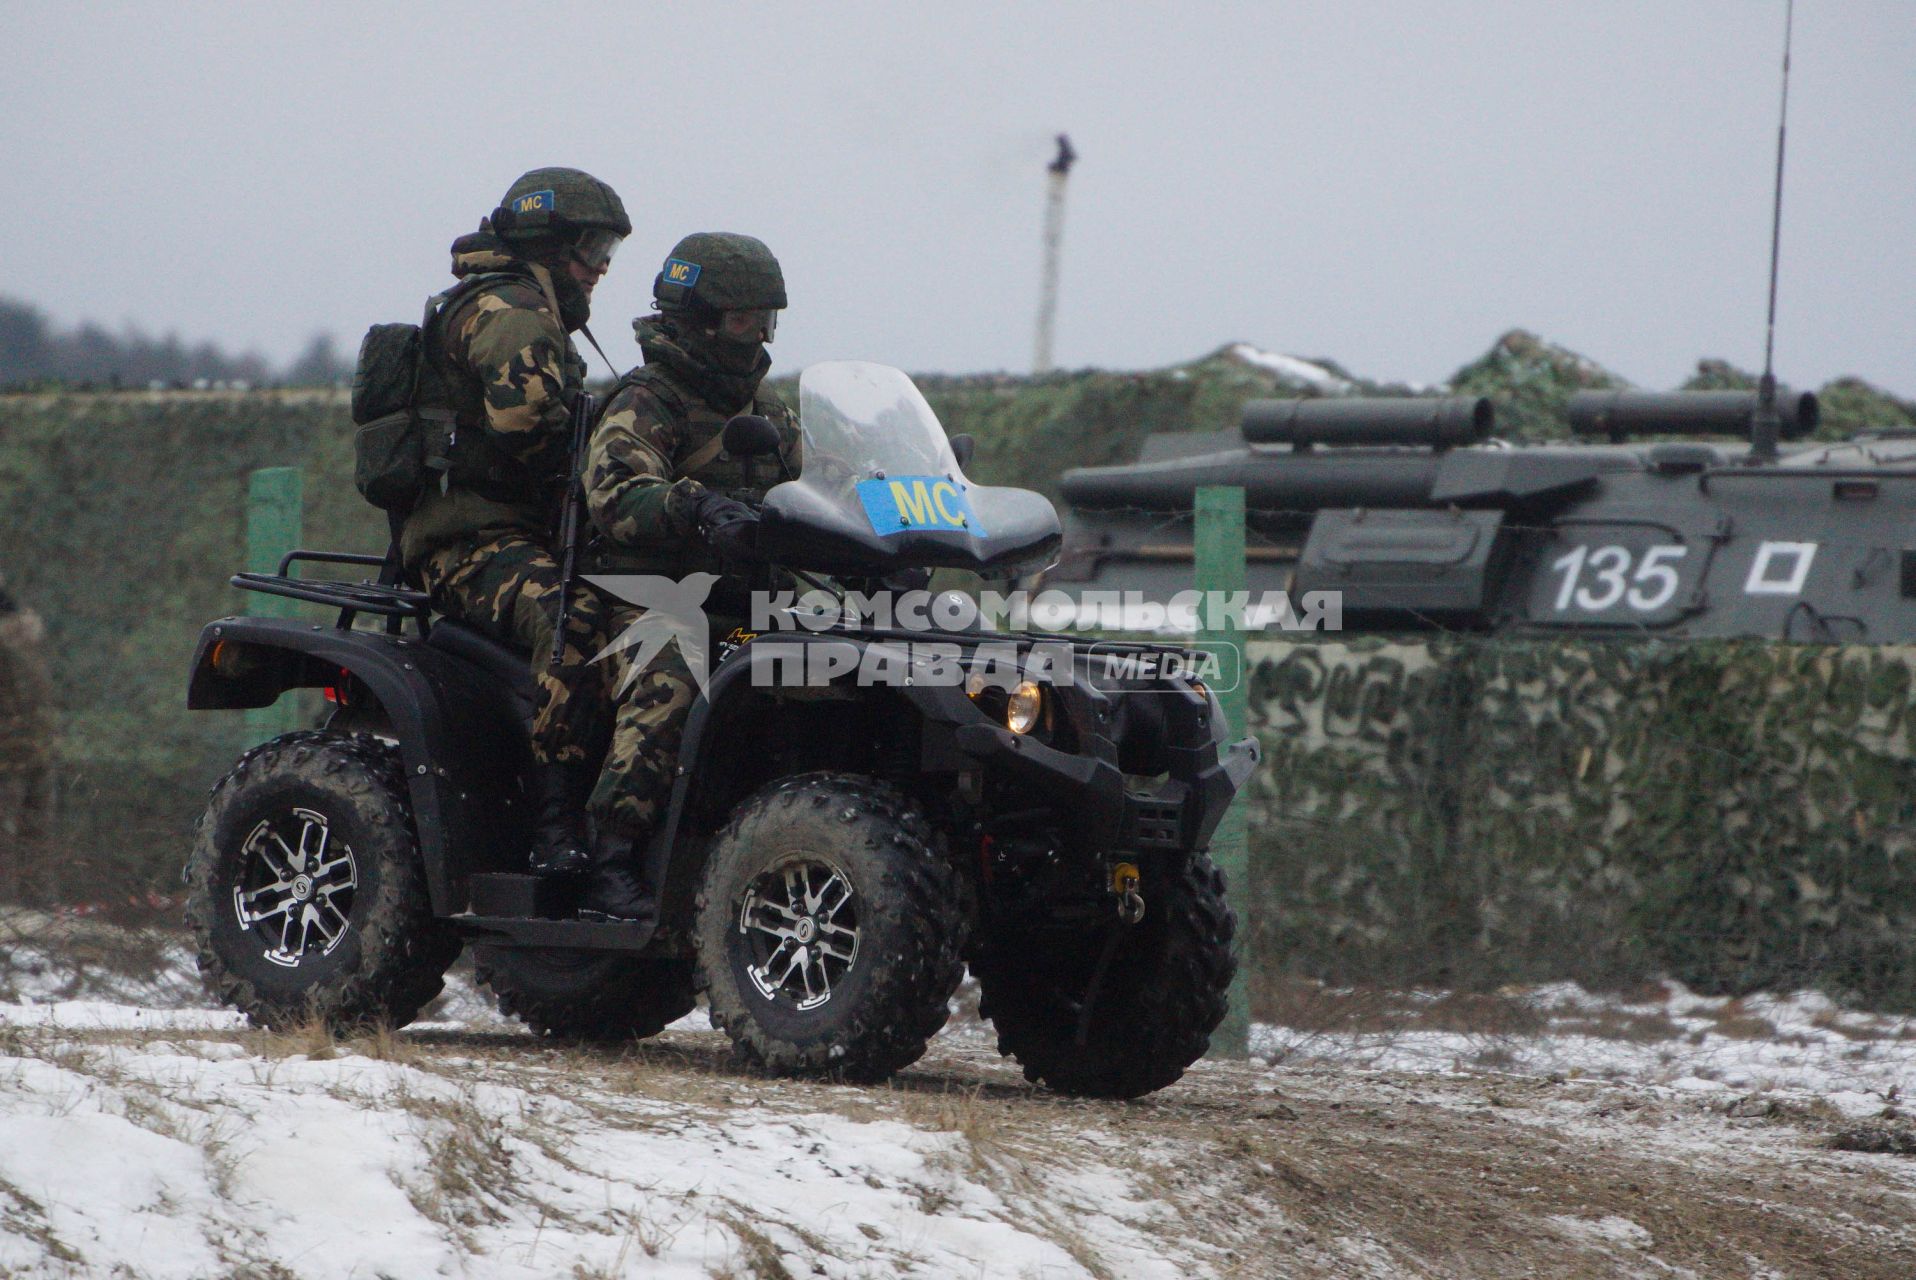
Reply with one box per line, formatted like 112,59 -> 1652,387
0,296 -> 350,390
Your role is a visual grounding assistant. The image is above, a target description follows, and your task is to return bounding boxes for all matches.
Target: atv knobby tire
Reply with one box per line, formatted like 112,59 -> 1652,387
185,730 -> 458,1031
474,949 -> 696,1043
694,773 -> 967,1082
974,853 -> 1235,1099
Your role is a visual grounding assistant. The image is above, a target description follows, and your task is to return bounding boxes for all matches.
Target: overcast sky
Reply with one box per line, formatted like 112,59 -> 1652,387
3,1 -> 1910,394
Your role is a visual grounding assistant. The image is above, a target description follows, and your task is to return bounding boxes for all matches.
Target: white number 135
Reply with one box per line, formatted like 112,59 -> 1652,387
1550,543 -> 1688,612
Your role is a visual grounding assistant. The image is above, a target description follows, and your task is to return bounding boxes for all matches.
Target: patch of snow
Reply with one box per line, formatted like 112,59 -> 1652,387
0,1003 -> 1214,1278
1545,1214 -> 1654,1250
0,931 -> 201,1007
1251,981 -> 1915,1120
1228,344 -> 1352,392
0,1000 -> 243,1032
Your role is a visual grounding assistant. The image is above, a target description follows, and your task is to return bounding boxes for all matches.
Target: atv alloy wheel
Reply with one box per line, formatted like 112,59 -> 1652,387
474,949 -> 697,1043
185,730 -> 457,1031
973,852 -> 1236,1099
694,773 -> 967,1082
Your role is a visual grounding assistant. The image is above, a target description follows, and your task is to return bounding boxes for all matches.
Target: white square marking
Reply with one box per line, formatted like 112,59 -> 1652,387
1744,541 -> 1818,596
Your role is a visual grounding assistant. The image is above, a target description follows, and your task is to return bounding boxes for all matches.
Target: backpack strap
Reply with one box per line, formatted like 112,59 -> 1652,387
681,430 -> 732,475
376,508 -> 408,588
611,363 -> 688,416
610,367 -> 724,477
415,272 -> 523,496
369,271 -> 522,567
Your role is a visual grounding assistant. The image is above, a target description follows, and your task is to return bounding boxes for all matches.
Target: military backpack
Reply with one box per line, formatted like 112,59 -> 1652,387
348,275 -> 509,512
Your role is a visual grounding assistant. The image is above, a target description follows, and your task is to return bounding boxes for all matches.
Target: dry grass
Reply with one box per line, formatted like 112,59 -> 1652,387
1828,1124 -> 1916,1156
890,1082 -> 1011,1170
245,1014 -> 346,1061
1547,1009 -> 1683,1042
1254,975 -> 1555,1038
1810,1008 -> 1916,1042
1255,976 -> 1567,1069
0,1174 -> 82,1265
239,1014 -> 429,1066
711,1208 -> 799,1280
0,1021 -> 27,1058
0,907 -> 190,1003
1706,999 -> 1781,1041
380,1080 -> 518,1239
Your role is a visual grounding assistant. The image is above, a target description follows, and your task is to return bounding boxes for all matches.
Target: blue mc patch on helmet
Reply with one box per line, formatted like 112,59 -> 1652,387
662,258 -> 702,287
513,189 -> 556,216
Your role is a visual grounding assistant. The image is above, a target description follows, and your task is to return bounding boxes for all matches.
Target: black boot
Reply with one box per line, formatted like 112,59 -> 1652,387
527,764 -> 591,876
579,827 -> 657,926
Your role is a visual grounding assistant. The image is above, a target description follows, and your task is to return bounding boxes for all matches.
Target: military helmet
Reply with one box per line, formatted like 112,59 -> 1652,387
654,232 -> 787,315
491,167 -> 632,252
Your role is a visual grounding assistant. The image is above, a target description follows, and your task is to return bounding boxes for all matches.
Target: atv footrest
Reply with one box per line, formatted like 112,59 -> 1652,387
467,873 -> 578,919
449,913 -> 658,952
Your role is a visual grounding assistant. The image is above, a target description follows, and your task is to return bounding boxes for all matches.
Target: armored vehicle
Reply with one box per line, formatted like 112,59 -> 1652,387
1039,387 -> 1916,646
183,362 -> 1257,1099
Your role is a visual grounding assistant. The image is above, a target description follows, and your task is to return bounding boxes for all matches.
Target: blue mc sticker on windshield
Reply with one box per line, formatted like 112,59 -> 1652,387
857,477 -> 985,538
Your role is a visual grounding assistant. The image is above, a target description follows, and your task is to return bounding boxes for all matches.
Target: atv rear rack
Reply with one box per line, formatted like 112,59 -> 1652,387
231,549 -> 431,633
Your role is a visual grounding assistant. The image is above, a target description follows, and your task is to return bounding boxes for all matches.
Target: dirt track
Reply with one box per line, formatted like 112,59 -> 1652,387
422,1025 -> 1916,1279
2,1001 -> 1912,1278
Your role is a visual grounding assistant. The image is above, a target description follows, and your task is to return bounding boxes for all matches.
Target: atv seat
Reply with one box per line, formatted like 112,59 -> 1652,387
426,620 -> 537,721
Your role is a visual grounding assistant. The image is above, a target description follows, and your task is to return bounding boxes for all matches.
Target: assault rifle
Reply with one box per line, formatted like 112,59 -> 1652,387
551,388 -> 596,666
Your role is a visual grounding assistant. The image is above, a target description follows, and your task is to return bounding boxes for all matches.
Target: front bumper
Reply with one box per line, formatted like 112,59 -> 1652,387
952,721 -> 1260,854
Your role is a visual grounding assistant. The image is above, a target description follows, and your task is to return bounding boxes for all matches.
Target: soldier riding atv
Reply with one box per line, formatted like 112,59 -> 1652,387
183,362 -> 1259,1098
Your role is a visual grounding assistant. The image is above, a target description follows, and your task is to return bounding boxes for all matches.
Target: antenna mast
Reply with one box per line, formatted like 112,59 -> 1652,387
1750,0 -> 1795,462
1032,133 -> 1077,375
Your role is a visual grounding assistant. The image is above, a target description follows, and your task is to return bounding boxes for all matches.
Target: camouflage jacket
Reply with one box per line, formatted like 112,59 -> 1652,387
584,329 -> 800,578
399,233 -> 585,567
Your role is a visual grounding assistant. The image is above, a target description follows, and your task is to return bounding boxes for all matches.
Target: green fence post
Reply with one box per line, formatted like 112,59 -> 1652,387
244,466 -> 304,743
1195,484 -> 1251,1059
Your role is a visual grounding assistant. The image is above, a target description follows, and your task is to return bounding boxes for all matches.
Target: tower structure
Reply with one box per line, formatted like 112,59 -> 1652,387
1032,134 -> 1077,375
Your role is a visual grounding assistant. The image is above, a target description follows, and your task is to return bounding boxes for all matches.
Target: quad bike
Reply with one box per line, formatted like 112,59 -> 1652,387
184,362 -> 1259,1098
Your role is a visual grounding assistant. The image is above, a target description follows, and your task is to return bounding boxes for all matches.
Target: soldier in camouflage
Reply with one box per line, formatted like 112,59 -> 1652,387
402,167 -> 632,877
577,232 -> 800,922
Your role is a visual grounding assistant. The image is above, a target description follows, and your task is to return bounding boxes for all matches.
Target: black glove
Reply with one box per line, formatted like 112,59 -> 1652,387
692,491 -> 761,564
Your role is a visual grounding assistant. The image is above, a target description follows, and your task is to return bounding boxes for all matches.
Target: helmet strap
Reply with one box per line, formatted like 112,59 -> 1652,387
526,262 -> 566,325
578,324 -> 618,380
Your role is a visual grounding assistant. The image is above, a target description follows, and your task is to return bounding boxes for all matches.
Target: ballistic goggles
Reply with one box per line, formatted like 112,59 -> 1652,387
718,308 -> 779,342
569,229 -> 624,273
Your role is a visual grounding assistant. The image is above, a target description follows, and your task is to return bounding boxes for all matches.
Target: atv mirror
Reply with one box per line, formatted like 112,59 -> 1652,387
950,433 -> 977,470
723,414 -> 782,458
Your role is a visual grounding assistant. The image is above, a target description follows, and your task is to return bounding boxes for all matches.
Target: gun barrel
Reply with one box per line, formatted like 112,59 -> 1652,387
1241,396 -> 1493,449
550,389 -> 596,666
1568,389 -> 1818,441
1060,449 -> 1443,512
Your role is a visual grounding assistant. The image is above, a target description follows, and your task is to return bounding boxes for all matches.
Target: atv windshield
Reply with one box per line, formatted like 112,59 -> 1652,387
759,362 -> 1061,575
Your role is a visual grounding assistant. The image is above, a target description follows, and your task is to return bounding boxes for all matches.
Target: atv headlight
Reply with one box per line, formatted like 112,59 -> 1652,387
1005,681 -> 1044,735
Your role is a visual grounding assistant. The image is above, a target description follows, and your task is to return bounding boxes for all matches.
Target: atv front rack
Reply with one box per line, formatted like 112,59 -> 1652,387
232,549 -> 431,633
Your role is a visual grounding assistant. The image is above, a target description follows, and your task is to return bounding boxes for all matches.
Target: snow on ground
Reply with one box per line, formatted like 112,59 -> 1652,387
0,997 -> 1192,1279
1253,979 -> 1915,1121
1,918 -> 1913,1277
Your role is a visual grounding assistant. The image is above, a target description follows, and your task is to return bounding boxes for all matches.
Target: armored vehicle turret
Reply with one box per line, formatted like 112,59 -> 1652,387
1038,386 -> 1916,646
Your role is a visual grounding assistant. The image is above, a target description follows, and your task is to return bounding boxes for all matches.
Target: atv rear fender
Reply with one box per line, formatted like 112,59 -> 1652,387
187,616 -> 531,914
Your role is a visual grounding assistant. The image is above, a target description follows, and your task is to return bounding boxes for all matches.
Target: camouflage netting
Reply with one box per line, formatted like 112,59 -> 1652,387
0,390 -> 381,905
6,387 -> 1916,1001
1245,637 -> 1916,1009
0,577 -> 55,900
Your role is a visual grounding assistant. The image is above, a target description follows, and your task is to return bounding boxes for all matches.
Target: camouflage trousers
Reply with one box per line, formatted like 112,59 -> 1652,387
584,604 -> 724,840
417,534 -> 613,770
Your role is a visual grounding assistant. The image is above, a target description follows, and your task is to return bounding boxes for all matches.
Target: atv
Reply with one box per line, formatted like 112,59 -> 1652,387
184,361 -> 1259,1098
